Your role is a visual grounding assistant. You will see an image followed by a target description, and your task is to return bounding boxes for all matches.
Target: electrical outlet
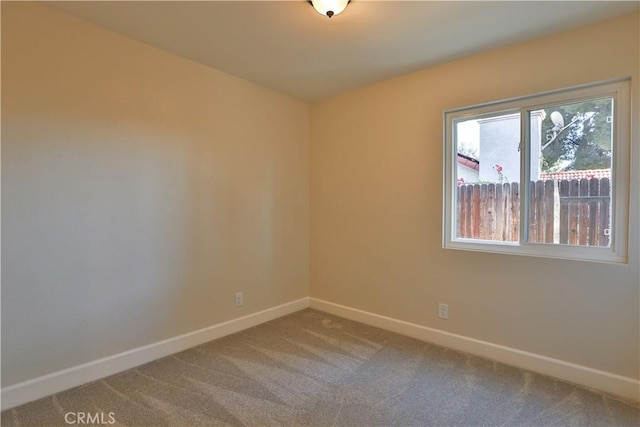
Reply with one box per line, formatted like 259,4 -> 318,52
235,292 -> 243,307
438,303 -> 449,320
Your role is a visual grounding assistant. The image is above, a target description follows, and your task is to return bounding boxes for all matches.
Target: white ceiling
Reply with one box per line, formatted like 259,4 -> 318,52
48,1 -> 639,101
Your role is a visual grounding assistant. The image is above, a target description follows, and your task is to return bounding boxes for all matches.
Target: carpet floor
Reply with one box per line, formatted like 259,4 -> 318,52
2,309 -> 639,426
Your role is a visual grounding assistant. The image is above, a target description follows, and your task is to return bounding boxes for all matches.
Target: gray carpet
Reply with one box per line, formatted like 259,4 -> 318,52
2,309 -> 638,426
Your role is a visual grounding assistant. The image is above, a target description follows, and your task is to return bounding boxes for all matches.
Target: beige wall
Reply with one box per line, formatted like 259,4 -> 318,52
3,1 -> 638,392
2,3 -> 309,387
310,12 -> 640,379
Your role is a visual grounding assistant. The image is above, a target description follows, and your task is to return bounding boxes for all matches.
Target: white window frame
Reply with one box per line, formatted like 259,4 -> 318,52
443,79 -> 630,264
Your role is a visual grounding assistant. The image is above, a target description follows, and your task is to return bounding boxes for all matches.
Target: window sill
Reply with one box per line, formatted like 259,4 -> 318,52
444,239 -> 627,264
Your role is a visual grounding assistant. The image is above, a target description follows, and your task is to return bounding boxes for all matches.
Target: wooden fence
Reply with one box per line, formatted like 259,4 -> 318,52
457,178 -> 610,246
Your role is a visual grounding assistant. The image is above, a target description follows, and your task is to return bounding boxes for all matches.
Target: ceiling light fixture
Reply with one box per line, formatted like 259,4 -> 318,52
311,0 -> 349,18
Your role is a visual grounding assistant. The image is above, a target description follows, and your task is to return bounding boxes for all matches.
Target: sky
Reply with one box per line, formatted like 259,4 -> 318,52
456,119 -> 479,159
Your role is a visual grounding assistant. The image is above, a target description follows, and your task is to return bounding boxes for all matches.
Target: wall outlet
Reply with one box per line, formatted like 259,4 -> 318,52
438,303 -> 449,319
235,292 -> 243,307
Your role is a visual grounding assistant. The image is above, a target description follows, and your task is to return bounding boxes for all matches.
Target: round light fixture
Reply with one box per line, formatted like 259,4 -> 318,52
311,0 -> 349,18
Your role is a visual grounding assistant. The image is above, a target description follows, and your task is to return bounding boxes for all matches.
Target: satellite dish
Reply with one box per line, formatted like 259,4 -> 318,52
550,111 -> 564,130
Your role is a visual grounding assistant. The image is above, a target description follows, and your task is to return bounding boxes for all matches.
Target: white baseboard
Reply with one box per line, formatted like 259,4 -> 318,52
309,297 -> 640,402
1,297 -> 310,411
4,296 -> 637,411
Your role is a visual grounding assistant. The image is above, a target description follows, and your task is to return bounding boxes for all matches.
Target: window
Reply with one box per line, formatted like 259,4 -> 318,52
443,79 -> 630,263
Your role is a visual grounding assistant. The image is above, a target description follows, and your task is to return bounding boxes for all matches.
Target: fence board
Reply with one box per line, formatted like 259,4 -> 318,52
472,184 -> 480,238
456,177 -> 610,246
544,180 -> 555,243
579,179 -> 589,245
510,183 -> 519,241
529,183 -> 536,243
458,185 -> 466,238
535,180 -> 545,242
568,180 -> 579,245
599,178 -> 610,247
479,184 -> 486,239
588,178 -> 599,245
559,180 -> 569,244
495,184 -> 504,241
487,184 -> 496,240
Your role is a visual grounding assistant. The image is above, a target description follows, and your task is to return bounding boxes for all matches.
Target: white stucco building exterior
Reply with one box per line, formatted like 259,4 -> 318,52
458,111 -> 545,183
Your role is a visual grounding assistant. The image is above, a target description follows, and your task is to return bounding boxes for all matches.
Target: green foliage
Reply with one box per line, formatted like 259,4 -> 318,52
540,98 -> 612,172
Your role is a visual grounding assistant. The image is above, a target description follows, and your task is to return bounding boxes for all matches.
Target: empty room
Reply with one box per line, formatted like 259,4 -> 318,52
2,1 -> 639,425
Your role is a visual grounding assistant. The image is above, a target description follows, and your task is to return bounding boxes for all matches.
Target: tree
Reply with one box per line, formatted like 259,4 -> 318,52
457,139 -> 479,159
540,98 -> 612,172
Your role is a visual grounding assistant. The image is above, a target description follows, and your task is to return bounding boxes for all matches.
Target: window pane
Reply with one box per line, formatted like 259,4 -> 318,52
527,98 -> 613,247
454,112 -> 520,242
